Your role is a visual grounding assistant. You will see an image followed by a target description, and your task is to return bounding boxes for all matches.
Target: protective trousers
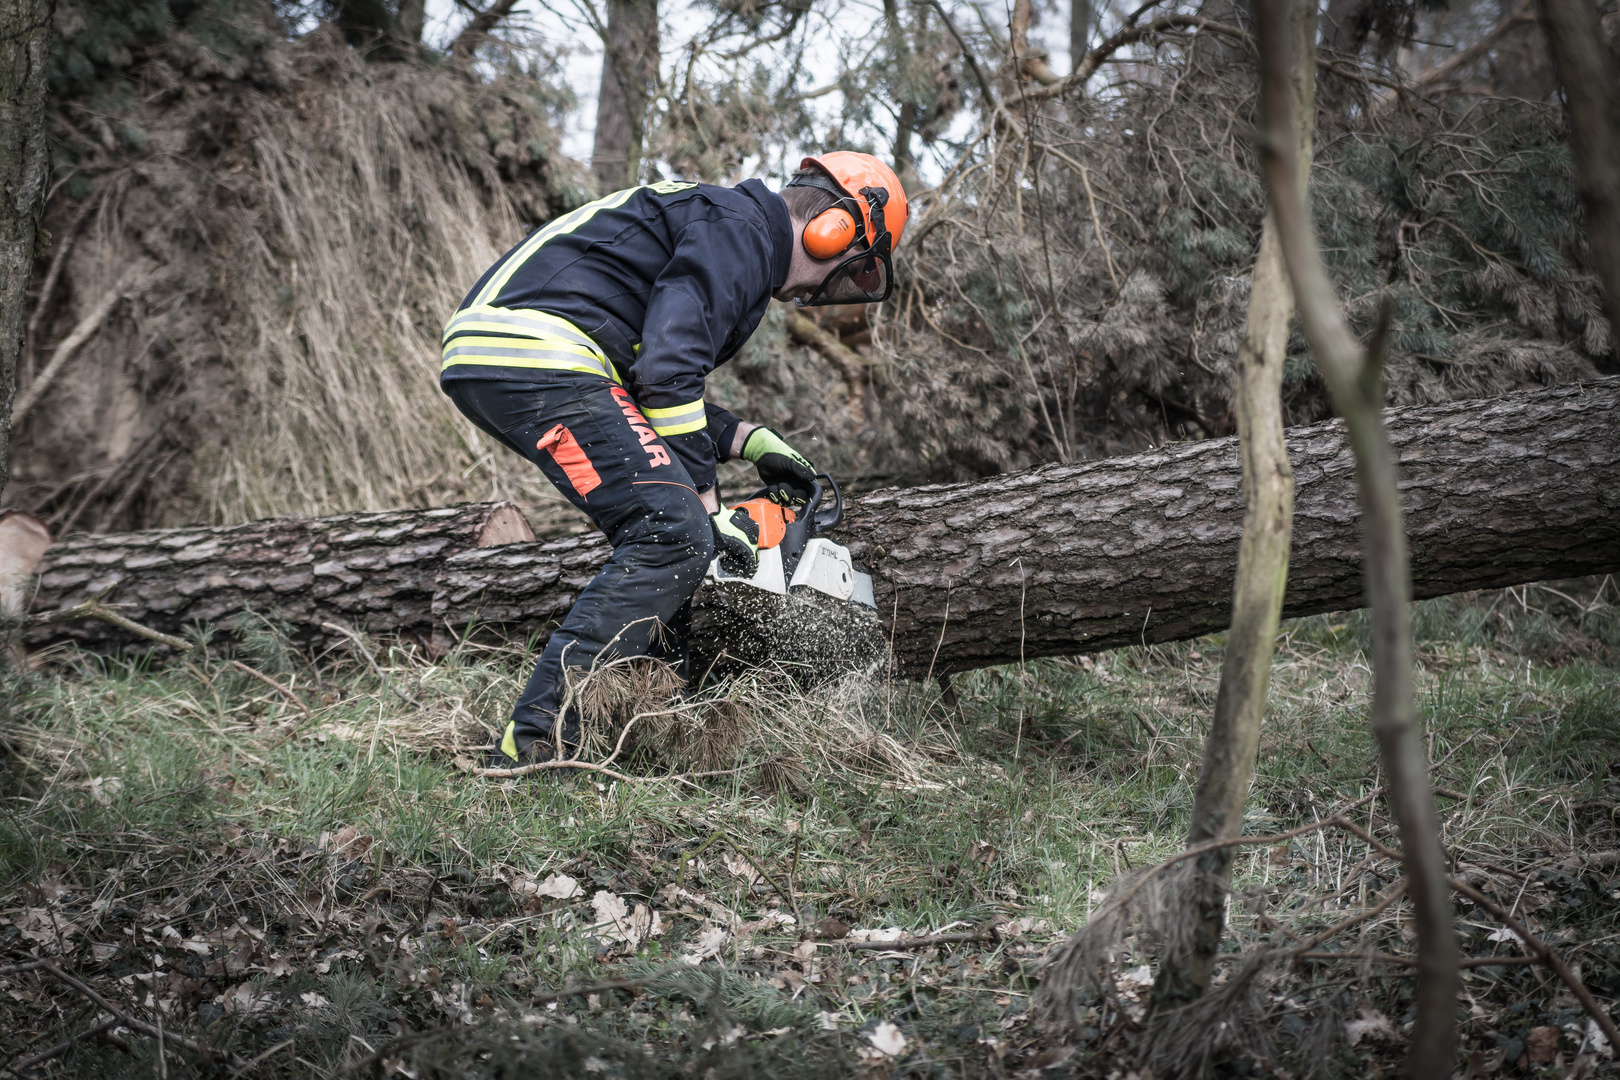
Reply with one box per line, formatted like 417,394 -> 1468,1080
443,375 -> 714,760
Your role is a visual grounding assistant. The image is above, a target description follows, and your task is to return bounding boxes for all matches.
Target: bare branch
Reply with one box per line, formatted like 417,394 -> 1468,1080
1450,876 -> 1620,1050
449,0 -> 524,57
27,599 -> 193,651
1028,15 -> 1250,101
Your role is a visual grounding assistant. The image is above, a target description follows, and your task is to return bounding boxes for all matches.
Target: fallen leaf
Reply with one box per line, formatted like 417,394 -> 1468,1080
221,982 -> 273,1015
868,1021 -> 907,1057
1115,964 -> 1154,1002
721,852 -> 761,884
88,777 -> 123,806
1588,1017 -> 1615,1059
301,990 -> 331,1009
520,873 -> 582,901
589,891 -> 630,938
682,924 -> 728,964
321,825 -> 373,861
1344,1008 -> 1398,1047
816,917 -> 849,940
1526,1025 -> 1559,1065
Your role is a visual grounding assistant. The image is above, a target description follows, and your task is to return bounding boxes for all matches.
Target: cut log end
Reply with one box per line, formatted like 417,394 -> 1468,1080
0,509 -> 52,618
476,503 -> 536,547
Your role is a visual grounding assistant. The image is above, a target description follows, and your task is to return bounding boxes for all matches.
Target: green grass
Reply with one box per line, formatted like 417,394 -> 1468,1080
0,580 -> 1617,1077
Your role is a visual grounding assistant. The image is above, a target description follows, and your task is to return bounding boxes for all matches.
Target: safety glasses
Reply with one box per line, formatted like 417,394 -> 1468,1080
795,231 -> 893,307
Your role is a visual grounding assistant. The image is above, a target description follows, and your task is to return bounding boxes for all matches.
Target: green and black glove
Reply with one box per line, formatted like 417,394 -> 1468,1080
741,426 -> 816,505
710,505 -> 760,577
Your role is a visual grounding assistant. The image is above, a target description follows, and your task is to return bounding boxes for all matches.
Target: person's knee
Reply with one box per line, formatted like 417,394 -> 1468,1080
621,498 -> 713,590
667,501 -> 714,587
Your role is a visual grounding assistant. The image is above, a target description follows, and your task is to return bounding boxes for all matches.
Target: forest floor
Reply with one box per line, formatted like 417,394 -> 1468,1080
1,580 -> 1617,1078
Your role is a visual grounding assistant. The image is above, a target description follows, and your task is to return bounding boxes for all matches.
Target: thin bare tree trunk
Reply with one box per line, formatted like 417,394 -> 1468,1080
1154,1 -> 1308,1008
0,0 -> 53,500
592,0 -> 659,194
1253,0 -> 1458,1073
1541,0 -> 1620,371
1069,0 -> 1093,70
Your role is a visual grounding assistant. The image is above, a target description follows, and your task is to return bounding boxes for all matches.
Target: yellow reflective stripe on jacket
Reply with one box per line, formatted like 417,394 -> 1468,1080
473,186 -> 642,309
439,306 -> 621,383
642,399 -> 707,436
441,306 -> 601,352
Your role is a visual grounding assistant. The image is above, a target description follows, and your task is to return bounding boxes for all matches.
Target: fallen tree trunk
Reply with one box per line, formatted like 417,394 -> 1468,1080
23,502 -> 535,652
845,376 -> 1619,674
19,378 -> 1620,673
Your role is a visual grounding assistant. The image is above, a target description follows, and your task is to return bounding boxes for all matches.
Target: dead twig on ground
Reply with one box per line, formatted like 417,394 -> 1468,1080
28,961 -> 252,1073
27,600 -> 193,651
4,1016 -> 124,1075
228,660 -> 313,718
1448,877 -> 1620,1050
14,268 -> 149,425
834,930 -> 1001,951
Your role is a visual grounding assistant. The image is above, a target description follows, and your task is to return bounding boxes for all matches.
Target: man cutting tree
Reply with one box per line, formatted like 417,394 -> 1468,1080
440,152 -> 909,769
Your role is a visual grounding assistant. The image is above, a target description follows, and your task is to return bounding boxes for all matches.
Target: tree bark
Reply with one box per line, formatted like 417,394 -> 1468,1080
841,376 -> 1619,676
1255,0 -> 1457,1069
591,0 -> 659,194
1541,0 -> 1620,371
16,385 -> 1620,663
0,0 -> 52,501
1156,0 -> 1308,1010
1068,0 -> 1092,72
17,379 -> 1620,670
23,502 -> 533,651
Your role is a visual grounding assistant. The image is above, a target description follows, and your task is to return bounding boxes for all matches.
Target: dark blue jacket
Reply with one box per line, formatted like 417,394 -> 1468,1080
440,179 -> 794,489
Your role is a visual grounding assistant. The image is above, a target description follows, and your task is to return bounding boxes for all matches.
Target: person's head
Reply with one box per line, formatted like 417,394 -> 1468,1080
774,152 -> 909,307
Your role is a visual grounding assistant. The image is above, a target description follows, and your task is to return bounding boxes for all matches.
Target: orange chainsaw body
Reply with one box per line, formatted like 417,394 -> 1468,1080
733,498 -> 796,549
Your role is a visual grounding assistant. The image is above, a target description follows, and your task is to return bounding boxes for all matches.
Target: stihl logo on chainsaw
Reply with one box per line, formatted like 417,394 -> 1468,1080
609,386 -> 672,468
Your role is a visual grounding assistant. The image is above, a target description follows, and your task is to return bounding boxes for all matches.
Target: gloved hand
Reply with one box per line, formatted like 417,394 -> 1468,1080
710,505 -> 760,577
742,426 -> 816,505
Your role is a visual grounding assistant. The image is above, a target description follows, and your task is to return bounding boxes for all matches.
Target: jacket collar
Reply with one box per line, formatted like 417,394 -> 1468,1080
737,178 -> 794,291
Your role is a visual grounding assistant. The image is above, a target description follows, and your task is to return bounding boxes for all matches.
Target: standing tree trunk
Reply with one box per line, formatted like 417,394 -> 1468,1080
1255,0 -> 1458,1072
1069,0 -> 1092,70
1153,0 -> 1308,1009
592,0 -> 659,195
1541,0 -> 1620,372
0,0 -> 53,502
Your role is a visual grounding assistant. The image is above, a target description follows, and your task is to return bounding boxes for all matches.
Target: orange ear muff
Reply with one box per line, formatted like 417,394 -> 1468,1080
803,208 -> 858,259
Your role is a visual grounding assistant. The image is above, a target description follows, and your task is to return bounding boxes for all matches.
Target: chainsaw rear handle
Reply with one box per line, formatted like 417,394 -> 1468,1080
742,473 -> 842,529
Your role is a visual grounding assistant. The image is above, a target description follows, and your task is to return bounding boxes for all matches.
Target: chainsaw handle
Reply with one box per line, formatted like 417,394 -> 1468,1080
741,474 -> 842,528
812,473 -> 843,531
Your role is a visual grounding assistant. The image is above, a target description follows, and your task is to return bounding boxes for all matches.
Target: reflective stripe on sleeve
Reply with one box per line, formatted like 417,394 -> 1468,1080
642,399 -> 707,436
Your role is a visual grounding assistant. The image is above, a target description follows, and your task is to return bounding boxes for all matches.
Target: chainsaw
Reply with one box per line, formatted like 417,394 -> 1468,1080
705,474 -> 876,609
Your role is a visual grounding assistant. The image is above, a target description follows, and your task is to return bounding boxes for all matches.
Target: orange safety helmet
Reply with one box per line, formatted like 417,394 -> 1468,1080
787,151 -> 909,307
